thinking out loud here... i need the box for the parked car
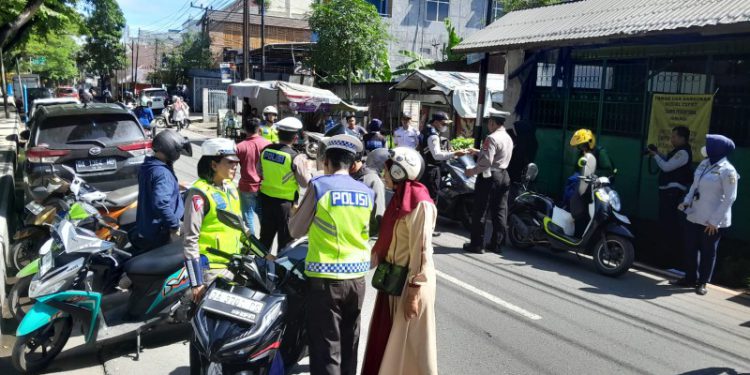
[55,86,78,99]
[21,103,151,201]
[29,98,81,120]
[16,87,53,112]
[140,87,168,113]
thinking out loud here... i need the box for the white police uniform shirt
[682,157,739,228]
[394,126,419,148]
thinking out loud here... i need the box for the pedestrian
[463,109,514,254]
[393,112,419,149]
[350,149,386,236]
[183,138,244,302]
[236,117,272,235]
[79,87,93,104]
[288,134,373,375]
[363,118,386,152]
[129,130,191,253]
[172,96,189,129]
[362,147,437,375]
[648,126,693,268]
[258,117,312,252]
[260,106,279,142]
[673,134,739,296]
[418,111,466,201]
[134,100,155,129]
[346,113,367,139]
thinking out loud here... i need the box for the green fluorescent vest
[260,125,278,143]
[192,179,243,268]
[306,176,373,280]
[260,147,298,201]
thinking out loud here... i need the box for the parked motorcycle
[507,163,635,277]
[11,219,191,373]
[190,209,309,375]
[436,155,476,230]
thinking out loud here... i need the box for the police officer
[260,105,279,142]
[648,126,692,267]
[288,134,373,375]
[258,116,312,252]
[183,138,244,302]
[418,111,466,201]
[674,134,739,295]
[350,148,386,236]
[462,110,514,254]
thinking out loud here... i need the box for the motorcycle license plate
[25,201,45,215]
[76,158,116,173]
[202,289,264,325]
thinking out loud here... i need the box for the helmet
[570,129,595,149]
[152,130,192,163]
[388,147,425,183]
[201,138,239,161]
[365,147,390,174]
[275,117,303,132]
[262,106,278,115]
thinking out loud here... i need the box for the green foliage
[78,0,126,78]
[450,137,474,150]
[502,0,560,12]
[443,18,464,62]
[1,0,83,51]
[392,50,434,76]
[17,26,80,83]
[308,0,391,86]
[151,32,214,86]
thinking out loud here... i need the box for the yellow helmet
[570,129,595,149]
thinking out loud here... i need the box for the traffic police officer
[260,105,279,142]
[463,109,514,254]
[289,134,374,375]
[258,116,311,252]
[183,138,244,301]
[418,111,465,201]
[674,134,739,295]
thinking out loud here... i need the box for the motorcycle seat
[124,241,184,275]
[105,185,139,208]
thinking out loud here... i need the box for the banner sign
[647,94,714,161]
[220,63,232,83]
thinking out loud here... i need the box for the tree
[150,32,213,86]
[0,0,81,51]
[77,0,126,88]
[392,50,434,76]
[17,24,80,84]
[502,0,560,12]
[442,18,464,62]
[308,0,391,100]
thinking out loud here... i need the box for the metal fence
[203,89,229,123]
[191,77,229,112]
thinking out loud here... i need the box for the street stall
[391,70,505,138]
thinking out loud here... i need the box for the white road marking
[436,269,543,321]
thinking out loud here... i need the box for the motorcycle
[507,163,635,277]
[304,131,324,160]
[190,209,309,375]
[436,155,476,231]
[11,219,192,373]
[155,104,191,132]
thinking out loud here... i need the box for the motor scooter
[436,155,476,230]
[508,163,635,277]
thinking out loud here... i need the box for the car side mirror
[524,163,538,182]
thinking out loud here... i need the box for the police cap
[326,134,363,155]
[276,117,303,132]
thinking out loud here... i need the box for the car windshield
[143,90,167,98]
[36,115,144,148]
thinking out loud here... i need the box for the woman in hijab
[673,134,739,295]
[363,118,387,152]
[362,147,438,375]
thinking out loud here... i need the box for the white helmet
[201,138,239,161]
[262,106,278,115]
[388,147,424,183]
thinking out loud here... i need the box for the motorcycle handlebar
[112,248,132,259]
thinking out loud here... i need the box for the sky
[118,0,222,36]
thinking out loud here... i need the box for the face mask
[701,146,707,158]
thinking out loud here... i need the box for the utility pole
[134,28,140,91]
[260,0,266,81]
[154,38,159,84]
[1,47,9,118]
[243,0,249,79]
[130,39,135,90]
[473,0,496,149]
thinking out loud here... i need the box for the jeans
[239,191,261,236]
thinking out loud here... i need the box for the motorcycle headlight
[608,190,622,212]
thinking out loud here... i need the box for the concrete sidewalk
[0,103,19,333]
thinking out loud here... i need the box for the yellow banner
[647,94,713,162]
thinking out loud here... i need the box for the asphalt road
[2,128,749,374]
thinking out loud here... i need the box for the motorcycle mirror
[524,163,539,182]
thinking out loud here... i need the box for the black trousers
[258,192,293,252]
[470,169,510,249]
[683,221,724,284]
[307,277,365,375]
[657,188,687,268]
[420,164,441,203]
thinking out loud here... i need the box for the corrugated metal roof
[455,0,750,53]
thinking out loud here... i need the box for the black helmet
[152,130,192,163]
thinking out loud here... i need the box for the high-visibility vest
[305,174,373,279]
[260,145,299,201]
[260,123,278,143]
[192,179,243,268]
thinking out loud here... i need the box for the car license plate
[202,289,264,325]
[25,201,45,215]
[76,158,116,172]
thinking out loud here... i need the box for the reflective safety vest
[306,174,374,280]
[192,179,243,268]
[260,145,299,201]
[260,123,278,143]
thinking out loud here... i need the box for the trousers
[258,192,293,252]
[657,188,687,268]
[239,191,261,236]
[683,221,723,284]
[420,165,441,203]
[470,169,510,250]
[307,277,365,375]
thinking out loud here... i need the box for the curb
[633,261,750,299]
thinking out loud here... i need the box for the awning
[391,70,504,118]
[228,80,367,113]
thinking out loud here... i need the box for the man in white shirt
[394,112,419,149]
[418,112,466,201]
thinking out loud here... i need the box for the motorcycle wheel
[508,212,534,250]
[9,275,33,322]
[593,234,635,277]
[155,117,167,128]
[12,317,72,374]
[10,236,39,272]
